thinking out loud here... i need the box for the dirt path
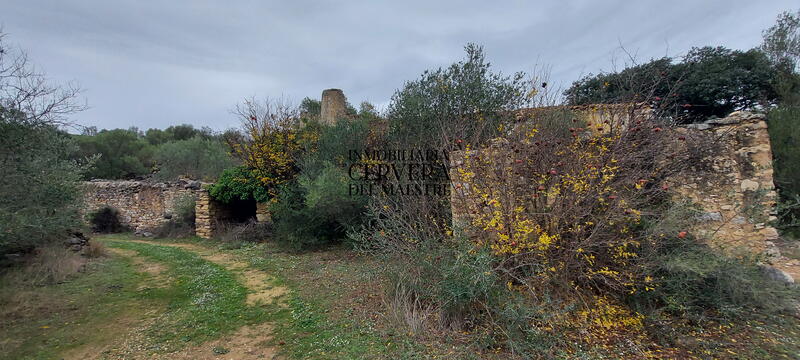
[136,240,289,307]
[73,238,287,360]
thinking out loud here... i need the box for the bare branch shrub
[0,32,86,127]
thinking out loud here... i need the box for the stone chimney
[320,88,347,125]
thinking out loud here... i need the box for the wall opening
[227,198,257,223]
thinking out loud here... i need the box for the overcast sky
[2,1,795,131]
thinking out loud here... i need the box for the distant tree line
[71,124,237,181]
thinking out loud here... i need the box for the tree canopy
[565,46,780,122]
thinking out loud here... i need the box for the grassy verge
[0,249,158,360]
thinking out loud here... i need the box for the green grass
[227,242,448,359]
[103,239,270,352]
[0,250,158,359]
[105,235,486,358]
[104,234,410,358]
[0,236,273,359]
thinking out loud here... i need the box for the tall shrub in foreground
[354,45,797,356]
[358,44,539,255]
[0,32,88,256]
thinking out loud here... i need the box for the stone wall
[194,189,269,239]
[672,111,778,252]
[450,111,778,256]
[83,180,201,232]
[194,190,220,239]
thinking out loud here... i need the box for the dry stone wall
[194,190,219,239]
[672,111,778,252]
[83,180,202,232]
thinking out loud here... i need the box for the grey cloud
[1,0,795,131]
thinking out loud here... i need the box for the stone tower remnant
[320,88,347,124]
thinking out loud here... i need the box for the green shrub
[387,43,529,149]
[380,234,564,355]
[87,206,126,233]
[268,113,374,250]
[0,121,89,255]
[208,166,271,203]
[271,163,366,249]
[768,105,800,237]
[300,115,375,177]
[383,240,498,325]
[627,202,798,318]
[73,128,154,179]
[632,239,797,318]
[0,34,91,257]
[565,46,780,122]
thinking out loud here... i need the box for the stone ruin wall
[450,110,779,256]
[82,180,202,232]
[194,190,270,239]
[83,180,268,239]
[194,191,220,239]
[672,112,779,252]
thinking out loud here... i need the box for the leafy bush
[356,44,536,257]
[224,98,301,201]
[634,240,796,317]
[0,121,89,255]
[154,136,235,181]
[384,241,500,326]
[299,97,321,117]
[0,33,90,257]
[768,105,800,236]
[271,163,367,249]
[144,124,213,145]
[87,206,126,233]
[387,43,530,149]
[209,166,271,203]
[268,112,376,249]
[74,124,224,181]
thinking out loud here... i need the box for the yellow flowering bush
[224,98,303,201]
[452,106,693,300]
